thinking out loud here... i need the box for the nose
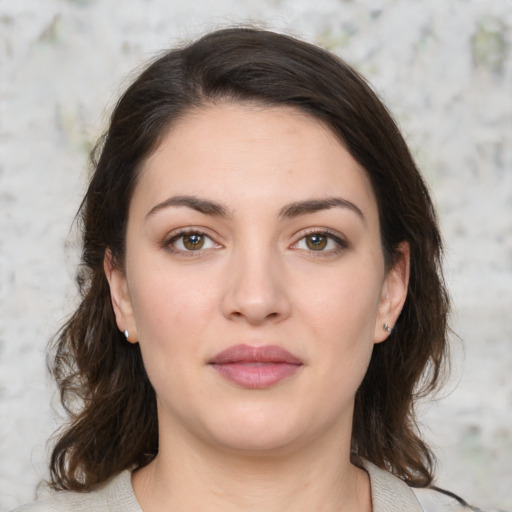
[221,246,292,325]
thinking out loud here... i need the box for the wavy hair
[49,27,450,491]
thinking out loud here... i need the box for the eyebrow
[145,194,364,222]
[146,195,232,219]
[278,197,365,222]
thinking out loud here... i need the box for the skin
[105,103,410,512]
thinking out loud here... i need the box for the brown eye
[305,234,328,250]
[166,231,220,254]
[293,231,347,255]
[183,233,205,250]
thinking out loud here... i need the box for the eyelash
[163,229,220,256]
[162,228,349,257]
[292,229,349,257]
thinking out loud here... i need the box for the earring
[124,330,130,340]
[383,323,393,333]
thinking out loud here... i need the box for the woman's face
[106,103,408,454]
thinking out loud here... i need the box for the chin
[201,403,310,455]
[215,427,304,456]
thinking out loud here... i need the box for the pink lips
[208,344,303,389]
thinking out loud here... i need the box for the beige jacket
[13,459,469,512]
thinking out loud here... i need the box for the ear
[374,241,410,344]
[104,249,138,343]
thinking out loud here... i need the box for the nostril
[228,310,281,323]
[222,278,291,324]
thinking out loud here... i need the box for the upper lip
[208,344,303,365]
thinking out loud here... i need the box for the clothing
[13,459,469,512]
[359,460,470,512]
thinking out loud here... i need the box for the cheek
[297,263,383,335]
[295,263,383,383]
[128,268,219,399]
[125,263,226,404]
[129,263,219,341]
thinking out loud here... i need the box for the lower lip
[210,362,302,389]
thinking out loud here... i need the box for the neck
[132,424,371,512]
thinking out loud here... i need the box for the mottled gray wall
[0,0,511,510]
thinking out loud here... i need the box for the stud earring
[383,323,393,333]
[124,330,130,340]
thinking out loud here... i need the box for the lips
[208,344,303,389]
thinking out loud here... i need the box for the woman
[15,27,474,511]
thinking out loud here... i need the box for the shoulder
[358,458,475,512]
[358,458,423,511]
[413,487,476,512]
[11,470,141,512]
[11,491,106,512]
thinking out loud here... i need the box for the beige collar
[358,458,423,512]
[108,460,424,512]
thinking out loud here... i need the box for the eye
[303,233,329,251]
[292,231,347,254]
[166,231,220,253]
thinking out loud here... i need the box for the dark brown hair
[49,27,449,491]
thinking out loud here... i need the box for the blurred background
[0,0,511,510]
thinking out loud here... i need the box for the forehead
[133,103,378,222]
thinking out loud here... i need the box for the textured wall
[0,0,511,510]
